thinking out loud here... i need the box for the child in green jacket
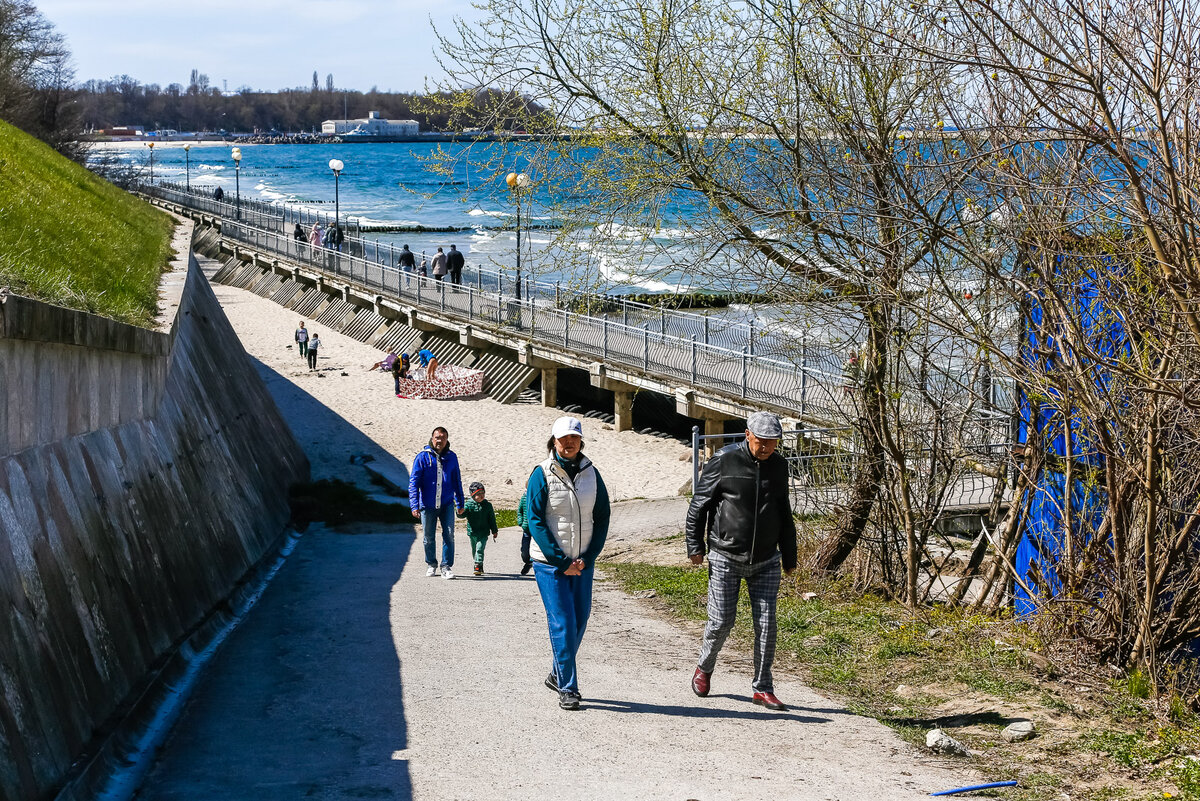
[459,481,498,575]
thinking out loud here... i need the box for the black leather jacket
[685,440,797,570]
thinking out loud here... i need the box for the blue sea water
[95,141,709,293]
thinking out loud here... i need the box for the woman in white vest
[525,416,611,711]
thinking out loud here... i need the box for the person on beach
[306,333,321,371]
[686,411,797,712]
[369,350,398,372]
[517,489,533,575]
[294,320,309,358]
[398,244,415,272]
[526,416,611,711]
[409,427,465,579]
[391,353,412,396]
[431,247,448,281]
[447,244,465,285]
[293,223,306,255]
[416,348,439,382]
[459,481,498,576]
[309,222,324,250]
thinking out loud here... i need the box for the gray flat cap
[747,411,783,439]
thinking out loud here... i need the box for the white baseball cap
[551,416,583,439]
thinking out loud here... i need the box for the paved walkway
[133,273,971,800]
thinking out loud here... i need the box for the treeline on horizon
[76,74,539,135]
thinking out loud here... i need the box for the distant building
[321,111,418,137]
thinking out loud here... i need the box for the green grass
[494,508,518,529]
[0,119,174,325]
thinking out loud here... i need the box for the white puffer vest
[530,455,597,563]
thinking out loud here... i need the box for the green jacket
[461,498,498,538]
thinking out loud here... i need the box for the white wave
[198,164,226,172]
[468,208,506,218]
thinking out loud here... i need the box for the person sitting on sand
[416,348,439,382]
[369,351,399,372]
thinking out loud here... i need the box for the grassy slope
[0,120,173,326]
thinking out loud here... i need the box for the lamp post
[329,158,344,233]
[231,147,242,220]
[146,142,155,184]
[183,143,191,191]
[505,171,530,299]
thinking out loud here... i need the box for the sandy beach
[202,260,694,505]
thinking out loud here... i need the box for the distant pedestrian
[841,349,863,396]
[416,348,439,382]
[214,186,224,202]
[398,244,416,272]
[322,225,335,249]
[294,320,309,358]
[307,333,321,371]
[431,247,448,281]
[459,481,498,576]
[447,244,465,285]
[419,252,429,277]
[309,222,324,250]
[686,411,797,712]
[409,427,465,579]
[526,416,611,711]
[517,489,533,575]
[332,225,345,252]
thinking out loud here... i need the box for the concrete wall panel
[0,254,308,801]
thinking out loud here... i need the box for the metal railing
[145,181,844,371]
[198,215,844,420]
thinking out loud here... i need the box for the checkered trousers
[697,550,782,693]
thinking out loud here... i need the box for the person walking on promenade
[409,427,465,579]
[526,416,611,711]
[306,333,321,371]
[309,221,324,251]
[293,223,306,255]
[398,244,416,272]
[214,186,224,202]
[446,244,465,285]
[517,489,533,575]
[686,411,797,711]
[419,252,429,277]
[459,481,498,576]
[332,225,345,253]
[431,247,448,281]
[294,320,309,358]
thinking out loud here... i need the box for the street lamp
[329,158,344,233]
[231,147,242,220]
[146,141,155,184]
[505,171,530,299]
[183,143,191,191]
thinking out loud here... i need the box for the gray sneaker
[558,690,581,711]
[545,672,558,692]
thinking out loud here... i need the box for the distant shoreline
[84,133,542,146]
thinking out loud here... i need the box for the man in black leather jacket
[685,411,797,710]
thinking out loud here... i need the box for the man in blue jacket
[409,426,465,579]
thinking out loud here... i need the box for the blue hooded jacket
[408,444,464,512]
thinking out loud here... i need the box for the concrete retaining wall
[0,255,309,800]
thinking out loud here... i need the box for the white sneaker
[442,567,455,580]
[426,566,437,577]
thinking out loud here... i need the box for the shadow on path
[583,696,833,724]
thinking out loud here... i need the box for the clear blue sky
[36,0,477,93]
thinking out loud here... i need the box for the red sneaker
[752,692,787,711]
[691,667,711,697]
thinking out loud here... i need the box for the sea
[90,140,731,295]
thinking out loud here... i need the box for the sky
[35,0,479,93]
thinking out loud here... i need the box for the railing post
[564,311,570,347]
[741,347,749,399]
[691,337,698,383]
[704,315,710,345]
[469,289,474,320]
[440,280,446,311]
[417,275,422,304]
[477,267,482,290]
[692,425,701,494]
[623,304,629,328]
[643,324,650,371]
[555,281,561,308]
[800,330,808,421]
[603,318,608,358]
[661,307,667,334]
[529,295,535,334]
[748,319,755,355]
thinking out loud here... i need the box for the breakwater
[0,252,309,800]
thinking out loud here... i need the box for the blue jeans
[533,563,593,693]
[421,505,456,568]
